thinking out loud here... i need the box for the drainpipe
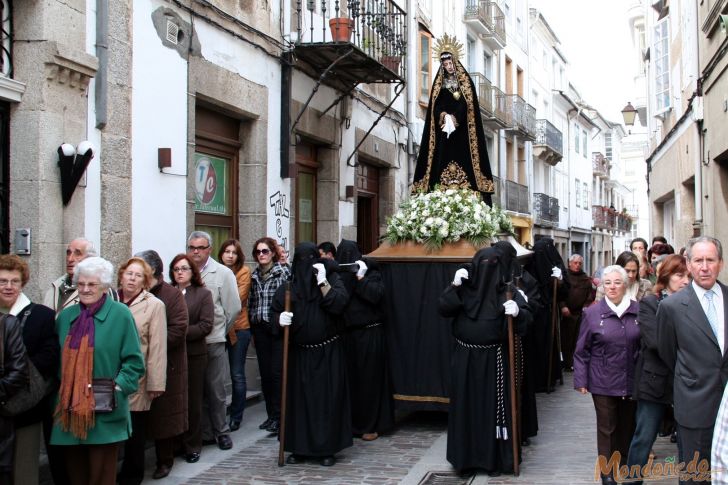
[406,0,417,183]
[95,0,108,129]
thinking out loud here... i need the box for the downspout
[406,0,417,185]
[692,0,703,237]
[280,0,292,178]
[95,0,108,129]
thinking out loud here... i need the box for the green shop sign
[194,153,228,215]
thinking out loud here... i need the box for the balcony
[463,1,506,50]
[504,179,530,214]
[617,212,634,233]
[592,205,618,231]
[533,119,563,166]
[502,94,536,140]
[470,73,508,130]
[533,193,559,227]
[293,0,407,91]
[592,152,610,179]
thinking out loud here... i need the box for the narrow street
[134,374,678,485]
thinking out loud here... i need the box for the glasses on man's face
[77,282,100,291]
[173,266,191,273]
[188,245,210,252]
[254,248,271,256]
[0,279,22,288]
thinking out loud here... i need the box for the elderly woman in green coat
[51,257,145,485]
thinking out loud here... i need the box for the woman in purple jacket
[574,265,641,485]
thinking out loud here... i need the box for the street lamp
[621,101,638,127]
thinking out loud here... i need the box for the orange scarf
[54,295,106,439]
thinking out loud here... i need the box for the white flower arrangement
[385,188,514,249]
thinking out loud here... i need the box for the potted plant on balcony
[329,17,354,42]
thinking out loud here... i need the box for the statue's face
[442,59,455,75]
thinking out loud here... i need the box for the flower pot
[381,55,400,73]
[329,18,353,42]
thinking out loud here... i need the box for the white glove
[551,266,563,280]
[452,268,469,287]
[312,263,327,285]
[503,300,520,317]
[355,260,368,278]
[442,114,456,138]
[279,311,293,326]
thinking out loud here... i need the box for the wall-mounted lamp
[57,141,95,206]
[158,148,172,170]
[621,101,638,129]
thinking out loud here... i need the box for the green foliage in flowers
[385,188,514,249]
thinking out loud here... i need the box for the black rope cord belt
[454,338,508,440]
[297,335,340,349]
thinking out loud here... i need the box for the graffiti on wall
[269,190,290,255]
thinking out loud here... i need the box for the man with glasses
[43,238,117,313]
[186,231,241,451]
[658,236,728,483]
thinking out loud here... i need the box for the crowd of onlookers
[563,235,728,484]
[0,233,392,485]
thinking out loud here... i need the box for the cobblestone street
[138,374,679,485]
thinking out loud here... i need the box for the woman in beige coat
[116,257,167,485]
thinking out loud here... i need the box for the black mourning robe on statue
[523,237,570,392]
[336,240,395,436]
[271,243,352,457]
[438,247,531,474]
[412,59,495,205]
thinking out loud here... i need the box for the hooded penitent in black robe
[439,247,532,474]
[335,240,395,436]
[271,243,352,458]
[523,237,570,392]
[411,56,495,205]
[492,241,542,441]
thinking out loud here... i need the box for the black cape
[523,237,569,392]
[439,247,532,473]
[271,242,352,457]
[336,240,395,435]
[412,58,494,205]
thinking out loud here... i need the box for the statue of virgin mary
[411,34,495,206]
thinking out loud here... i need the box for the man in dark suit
[657,236,728,483]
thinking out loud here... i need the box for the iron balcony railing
[592,152,609,177]
[535,119,563,157]
[502,94,536,139]
[295,0,407,76]
[592,205,618,231]
[471,73,507,126]
[1,0,12,77]
[504,179,529,214]
[486,2,506,47]
[464,0,489,28]
[533,193,559,227]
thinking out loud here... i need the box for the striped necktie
[704,289,719,340]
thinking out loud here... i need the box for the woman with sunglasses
[248,237,291,434]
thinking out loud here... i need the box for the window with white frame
[575,126,580,155]
[583,182,589,209]
[483,52,493,80]
[605,133,613,161]
[467,36,476,73]
[575,178,581,208]
[582,129,587,156]
[653,18,670,113]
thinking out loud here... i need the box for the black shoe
[266,420,280,434]
[185,452,200,463]
[670,431,677,443]
[521,438,531,446]
[202,438,216,446]
[152,465,171,479]
[217,434,233,450]
[286,454,303,464]
[230,420,241,432]
[259,417,273,430]
[320,456,336,466]
[487,470,501,477]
